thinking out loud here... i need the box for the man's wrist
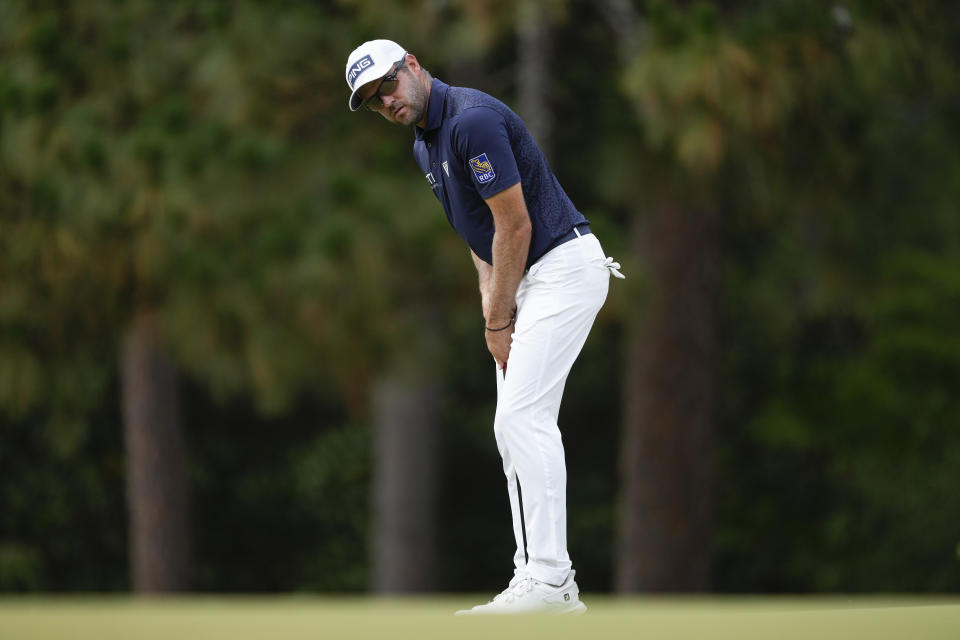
[485,306,516,330]
[485,316,515,332]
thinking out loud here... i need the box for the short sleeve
[452,106,521,199]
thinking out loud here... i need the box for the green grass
[1,596,958,640]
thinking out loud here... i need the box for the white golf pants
[494,230,615,586]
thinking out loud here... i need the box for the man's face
[357,58,429,127]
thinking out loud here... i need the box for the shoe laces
[491,571,536,604]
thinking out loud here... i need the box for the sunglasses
[362,57,406,112]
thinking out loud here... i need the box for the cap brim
[349,89,364,111]
[347,67,387,112]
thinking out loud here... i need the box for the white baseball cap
[345,39,407,111]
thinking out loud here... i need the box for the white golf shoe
[455,569,587,615]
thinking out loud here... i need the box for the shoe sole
[565,601,587,615]
[453,601,587,616]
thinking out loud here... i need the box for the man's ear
[405,53,421,74]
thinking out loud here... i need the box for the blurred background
[0,0,958,597]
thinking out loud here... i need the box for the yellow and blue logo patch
[469,153,496,184]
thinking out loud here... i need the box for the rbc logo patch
[469,153,496,184]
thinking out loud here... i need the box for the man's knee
[493,404,528,441]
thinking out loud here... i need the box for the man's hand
[485,307,516,370]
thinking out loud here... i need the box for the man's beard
[396,102,425,126]
[395,78,427,126]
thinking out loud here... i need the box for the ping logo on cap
[348,54,374,88]
[469,153,496,184]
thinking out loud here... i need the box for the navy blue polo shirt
[413,79,587,268]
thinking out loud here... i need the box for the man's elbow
[492,217,530,239]
[501,215,531,238]
[514,217,532,238]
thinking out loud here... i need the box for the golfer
[345,39,623,615]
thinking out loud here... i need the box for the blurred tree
[709,0,960,591]
[121,311,189,591]
[0,0,466,591]
[336,0,462,594]
[602,0,719,592]
[516,0,559,160]
[602,0,960,592]
[612,0,960,592]
[370,356,440,592]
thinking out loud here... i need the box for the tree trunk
[370,364,439,592]
[615,197,717,591]
[516,0,553,160]
[596,0,717,593]
[121,311,190,593]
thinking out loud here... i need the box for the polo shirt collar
[415,78,448,139]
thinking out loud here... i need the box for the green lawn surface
[1,596,958,640]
